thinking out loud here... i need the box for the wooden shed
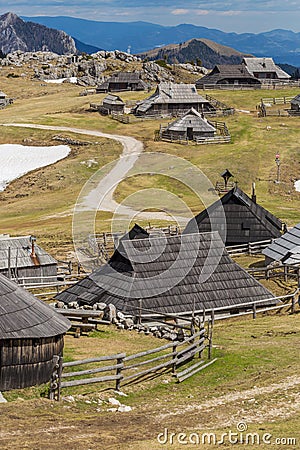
[289,94,300,114]
[242,58,290,81]
[185,186,282,246]
[100,94,125,115]
[134,82,217,117]
[196,65,261,89]
[0,274,70,391]
[161,108,216,141]
[263,222,300,265]
[0,91,13,108]
[0,235,58,284]
[56,230,275,316]
[96,72,147,93]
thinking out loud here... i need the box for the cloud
[171,9,189,15]
[220,10,242,16]
[196,10,210,15]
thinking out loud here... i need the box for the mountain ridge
[22,15,300,66]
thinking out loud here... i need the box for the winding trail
[1,123,178,222]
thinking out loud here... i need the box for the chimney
[252,182,257,203]
[30,235,37,258]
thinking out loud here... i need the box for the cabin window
[241,222,250,237]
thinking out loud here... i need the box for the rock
[108,397,121,406]
[94,302,107,310]
[104,304,117,322]
[62,395,75,403]
[107,408,117,412]
[114,391,128,397]
[117,311,125,320]
[123,318,134,329]
[56,301,65,309]
[0,392,7,403]
[118,405,132,412]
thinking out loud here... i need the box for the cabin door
[187,127,193,140]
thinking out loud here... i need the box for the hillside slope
[0,12,76,55]
[138,38,252,68]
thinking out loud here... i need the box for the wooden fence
[49,325,214,400]
[226,239,272,256]
[260,96,293,105]
[199,81,300,91]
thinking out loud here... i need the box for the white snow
[44,77,77,84]
[295,180,300,192]
[0,144,71,191]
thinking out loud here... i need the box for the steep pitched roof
[184,187,282,244]
[102,94,125,105]
[291,94,300,105]
[196,64,260,87]
[0,235,57,270]
[243,58,290,79]
[262,223,300,264]
[57,231,275,315]
[135,82,211,114]
[165,108,216,133]
[0,274,70,339]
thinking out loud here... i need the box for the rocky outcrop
[0,12,76,55]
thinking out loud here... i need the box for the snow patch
[295,180,300,192]
[0,144,71,191]
[44,77,77,84]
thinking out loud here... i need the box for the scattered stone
[62,395,75,403]
[107,408,117,412]
[108,397,121,406]
[117,405,132,412]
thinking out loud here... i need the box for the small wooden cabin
[161,108,216,141]
[185,186,283,246]
[100,94,125,115]
[196,65,261,89]
[57,230,275,316]
[289,94,300,115]
[263,222,300,265]
[0,235,57,284]
[0,274,70,391]
[0,91,13,108]
[96,72,147,93]
[242,58,290,81]
[134,82,217,117]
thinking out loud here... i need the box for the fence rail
[49,325,210,400]
[226,239,272,256]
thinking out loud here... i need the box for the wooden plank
[176,344,205,366]
[60,374,122,388]
[177,337,205,357]
[122,359,174,382]
[61,363,124,378]
[176,359,206,379]
[62,353,126,367]
[124,351,177,371]
[124,342,177,362]
[177,358,218,383]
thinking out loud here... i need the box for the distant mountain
[138,39,252,69]
[23,15,300,66]
[73,38,102,54]
[0,12,76,54]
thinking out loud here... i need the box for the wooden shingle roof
[185,187,282,245]
[165,108,216,133]
[291,94,300,105]
[135,82,210,114]
[262,223,300,264]
[196,64,260,87]
[103,94,125,105]
[0,235,57,270]
[57,231,275,315]
[0,274,70,339]
[243,58,290,79]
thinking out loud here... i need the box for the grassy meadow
[0,65,300,448]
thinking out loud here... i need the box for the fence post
[252,303,257,320]
[172,343,177,375]
[115,355,124,391]
[291,294,296,314]
[49,355,62,401]
[208,310,215,360]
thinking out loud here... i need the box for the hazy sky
[1,0,300,33]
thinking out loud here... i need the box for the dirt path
[1,123,175,222]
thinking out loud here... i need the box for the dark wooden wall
[0,335,65,391]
